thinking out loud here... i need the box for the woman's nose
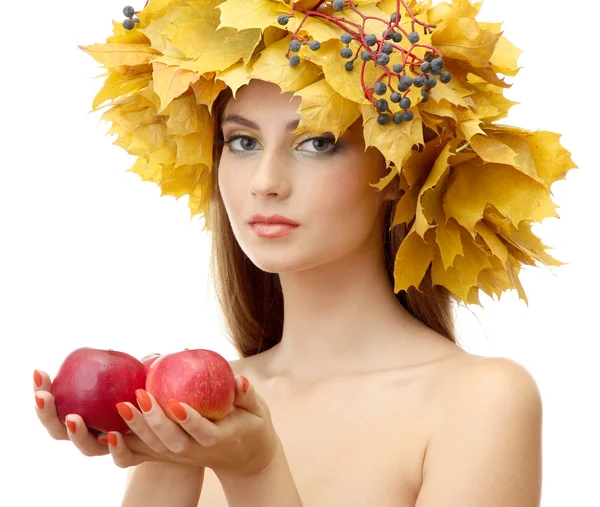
[249,150,292,199]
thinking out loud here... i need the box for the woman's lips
[250,223,299,238]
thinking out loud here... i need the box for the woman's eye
[223,135,337,156]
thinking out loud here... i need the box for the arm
[121,462,205,507]
[415,357,543,507]
[215,438,304,507]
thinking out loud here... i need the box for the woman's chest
[198,372,434,506]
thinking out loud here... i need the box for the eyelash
[222,134,339,158]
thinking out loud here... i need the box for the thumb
[232,375,265,417]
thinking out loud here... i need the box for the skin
[33,80,543,506]
[217,80,452,393]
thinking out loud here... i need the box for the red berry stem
[286,0,443,114]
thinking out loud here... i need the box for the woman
[33,0,570,505]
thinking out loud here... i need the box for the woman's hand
[109,376,282,479]
[33,369,158,466]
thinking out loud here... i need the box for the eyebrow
[221,114,301,132]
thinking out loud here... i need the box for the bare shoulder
[416,353,544,505]
[442,353,541,400]
[427,352,543,421]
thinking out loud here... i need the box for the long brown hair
[208,87,459,358]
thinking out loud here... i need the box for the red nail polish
[33,370,42,388]
[35,394,44,410]
[168,399,187,421]
[116,403,134,422]
[66,418,76,434]
[98,437,108,445]
[136,389,152,412]
[241,376,250,394]
[108,433,117,447]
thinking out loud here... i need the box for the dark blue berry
[365,34,378,46]
[400,97,411,110]
[413,75,426,87]
[340,33,352,44]
[377,54,390,66]
[382,30,393,40]
[421,90,429,102]
[123,18,135,30]
[408,31,420,43]
[382,43,393,55]
[309,40,321,51]
[290,40,302,52]
[132,16,140,23]
[333,0,345,10]
[393,112,404,124]
[400,75,413,88]
[345,61,354,71]
[431,57,444,72]
[440,71,451,83]
[278,14,289,26]
[340,47,353,58]
[123,6,135,18]
[361,51,371,61]
[289,55,300,66]
[376,99,388,112]
[425,76,437,88]
[421,61,432,73]
[390,12,399,23]
[377,113,391,125]
[392,32,402,43]
[390,92,401,103]
[374,82,387,95]
[393,64,403,73]
[402,110,414,121]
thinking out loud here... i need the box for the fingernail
[135,389,152,412]
[33,370,42,388]
[66,418,76,434]
[241,376,250,395]
[98,437,108,445]
[108,432,117,447]
[116,403,134,422]
[35,394,44,410]
[167,399,187,421]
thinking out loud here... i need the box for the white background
[1,0,597,505]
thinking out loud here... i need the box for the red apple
[145,349,236,422]
[141,353,161,373]
[52,347,146,434]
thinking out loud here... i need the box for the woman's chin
[245,251,307,274]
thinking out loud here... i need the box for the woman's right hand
[33,369,196,469]
[33,369,111,457]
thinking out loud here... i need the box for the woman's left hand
[99,376,282,479]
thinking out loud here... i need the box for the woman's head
[208,80,457,358]
[215,79,398,275]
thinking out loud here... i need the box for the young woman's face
[217,80,394,274]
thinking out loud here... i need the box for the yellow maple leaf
[248,36,323,93]
[217,0,287,32]
[190,77,228,109]
[80,43,159,67]
[393,229,436,293]
[444,161,558,234]
[152,61,199,111]
[291,79,362,141]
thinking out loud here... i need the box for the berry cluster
[278,0,452,126]
[122,5,140,30]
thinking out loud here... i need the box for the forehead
[223,80,300,120]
